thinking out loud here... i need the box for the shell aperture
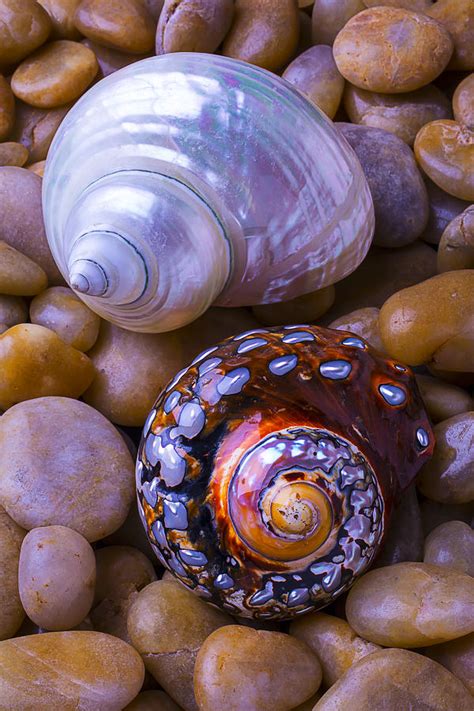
[136,325,434,619]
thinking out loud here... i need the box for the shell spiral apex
[43,53,374,333]
[136,324,434,620]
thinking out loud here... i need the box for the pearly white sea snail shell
[43,53,375,333]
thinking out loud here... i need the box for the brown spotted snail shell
[136,325,434,619]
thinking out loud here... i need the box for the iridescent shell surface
[136,325,434,620]
[43,53,374,332]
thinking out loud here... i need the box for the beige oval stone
[290,612,380,687]
[252,285,335,326]
[0,507,25,641]
[425,633,474,695]
[12,101,71,164]
[38,0,82,40]
[346,562,474,647]
[0,295,28,329]
[415,374,474,422]
[0,241,47,295]
[0,167,63,284]
[156,0,234,55]
[27,160,46,176]
[364,0,434,8]
[19,525,96,630]
[428,0,474,71]
[0,396,135,541]
[222,0,299,72]
[312,0,365,46]
[417,412,474,504]
[314,648,473,711]
[74,0,156,54]
[421,177,471,245]
[194,625,322,711]
[81,38,150,77]
[328,307,384,352]
[453,74,474,130]
[91,545,157,642]
[344,83,451,146]
[283,45,345,119]
[11,40,98,109]
[0,76,15,141]
[0,631,144,710]
[0,142,29,167]
[0,0,52,66]
[0,324,95,409]
[437,205,474,272]
[30,286,101,352]
[424,521,474,576]
[127,579,232,711]
[379,270,474,367]
[125,691,182,710]
[333,7,453,93]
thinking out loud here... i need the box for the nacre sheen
[136,325,433,619]
[43,54,374,332]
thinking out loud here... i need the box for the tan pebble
[323,242,437,322]
[417,412,474,504]
[19,525,96,630]
[453,74,474,129]
[91,546,157,642]
[290,612,380,687]
[363,0,434,8]
[0,631,144,710]
[38,0,82,40]
[312,0,365,46]
[344,83,451,146]
[0,396,135,541]
[0,241,47,296]
[0,324,95,409]
[314,648,473,711]
[415,374,474,422]
[11,40,98,110]
[375,484,424,566]
[420,499,474,536]
[27,160,46,176]
[0,142,29,167]
[30,286,101,351]
[0,0,52,66]
[128,579,233,710]
[379,270,474,368]
[82,38,150,77]
[222,0,299,72]
[0,76,15,141]
[0,295,28,329]
[424,521,474,576]
[415,120,474,202]
[333,7,453,93]
[422,177,471,245]
[194,625,322,711]
[425,633,474,695]
[74,0,156,54]
[12,101,71,164]
[0,507,25,641]
[428,0,474,71]
[338,123,429,247]
[124,690,182,710]
[283,45,345,119]
[346,562,474,647]
[252,285,335,326]
[437,205,474,272]
[329,307,384,352]
[0,167,63,284]
[156,0,234,55]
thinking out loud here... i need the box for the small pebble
[329,307,384,352]
[283,45,345,119]
[428,0,474,71]
[30,286,101,351]
[437,205,474,272]
[415,373,474,422]
[425,633,474,695]
[0,0,52,66]
[12,101,71,164]
[37,0,82,40]
[0,142,29,167]
[11,40,98,109]
[194,625,322,711]
[333,7,453,93]
[312,0,365,46]
[417,412,474,504]
[82,38,150,77]
[19,525,96,630]
[424,521,474,576]
[0,76,15,141]
[0,241,47,295]
[0,506,25,641]
[453,73,474,129]
[422,177,471,245]
[346,562,474,647]
[0,295,28,329]
[156,0,234,55]
[74,0,156,54]
[0,396,135,541]
[125,691,182,711]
